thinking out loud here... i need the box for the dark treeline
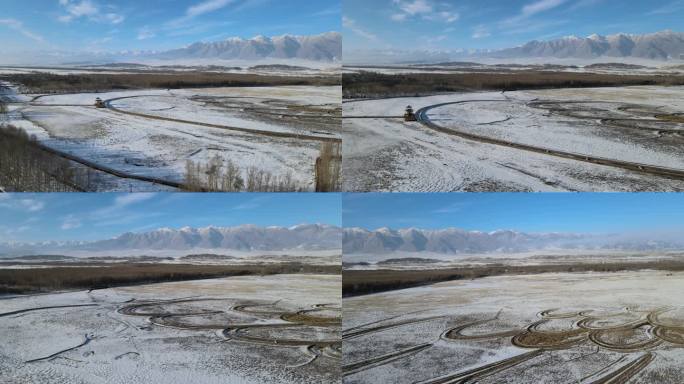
[0,262,342,294]
[342,71,684,98]
[0,124,97,191]
[1,72,340,93]
[343,260,684,297]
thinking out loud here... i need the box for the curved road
[104,95,342,144]
[415,100,684,180]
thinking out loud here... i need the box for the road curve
[104,95,342,144]
[416,100,684,180]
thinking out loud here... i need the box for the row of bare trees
[184,155,302,192]
[0,123,97,192]
[183,142,342,192]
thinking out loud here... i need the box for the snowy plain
[0,274,341,384]
[342,86,684,192]
[343,270,684,383]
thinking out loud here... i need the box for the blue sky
[343,0,684,51]
[343,193,684,234]
[0,193,341,243]
[0,0,339,53]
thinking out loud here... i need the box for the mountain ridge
[343,227,684,255]
[0,224,342,256]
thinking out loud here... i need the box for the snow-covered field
[343,86,684,191]
[343,270,684,383]
[2,83,340,191]
[0,274,341,384]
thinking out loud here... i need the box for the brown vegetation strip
[342,260,684,297]
[342,71,684,99]
[0,262,341,294]
[1,72,340,94]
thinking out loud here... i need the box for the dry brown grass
[343,71,684,98]
[0,262,341,294]
[343,260,684,297]
[1,72,340,94]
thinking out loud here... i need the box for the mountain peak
[492,30,684,61]
[155,32,341,62]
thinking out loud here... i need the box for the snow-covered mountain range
[490,30,684,60]
[343,227,684,255]
[154,32,341,61]
[345,30,684,65]
[0,224,342,256]
[0,32,341,66]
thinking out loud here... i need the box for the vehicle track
[416,101,684,180]
[414,349,543,384]
[586,352,654,384]
[24,333,94,363]
[343,343,432,376]
[343,316,445,340]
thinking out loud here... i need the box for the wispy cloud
[91,193,157,218]
[312,4,340,17]
[391,0,459,23]
[137,26,155,40]
[647,0,684,15]
[343,16,379,41]
[472,25,491,39]
[432,201,471,214]
[0,19,45,42]
[232,195,272,210]
[58,0,125,25]
[0,196,45,212]
[186,0,235,18]
[61,215,82,230]
[501,0,567,29]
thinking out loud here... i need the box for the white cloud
[647,0,684,15]
[0,19,45,42]
[426,35,447,43]
[113,193,157,208]
[58,0,125,25]
[343,16,379,42]
[0,197,45,212]
[391,0,459,23]
[393,0,432,15]
[137,26,155,40]
[497,0,568,33]
[472,25,491,39]
[21,199,45,212]
[61,215,82,230]
[187,0,235,18]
